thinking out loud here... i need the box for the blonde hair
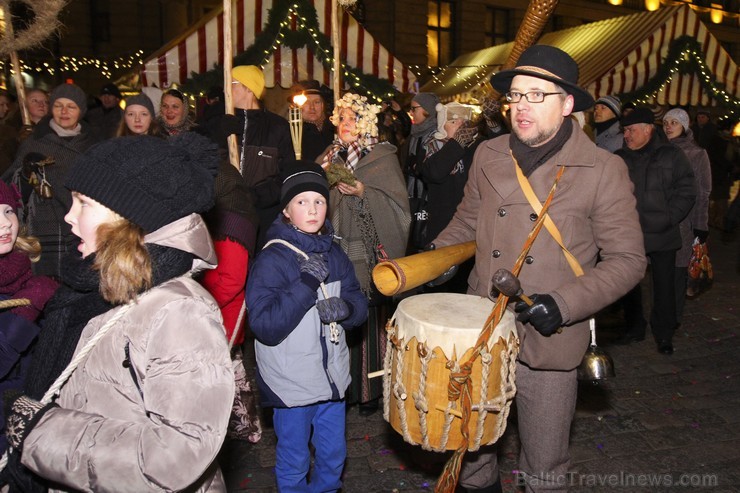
[13,229,42,263]
[330,93,381,148]
[94,217,152,304]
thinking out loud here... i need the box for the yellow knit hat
[232,65,265,99]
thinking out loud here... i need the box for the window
[485,7,510,47]
[428,0,455,67]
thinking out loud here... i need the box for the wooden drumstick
[492,268,562,334]
[492,268,533,305]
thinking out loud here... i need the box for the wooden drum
[382,293,519,452]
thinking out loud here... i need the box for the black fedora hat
[491,45,594,112]
[288,80,333,106]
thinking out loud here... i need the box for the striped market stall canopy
[421,5,738,108]
[140,0,416,94]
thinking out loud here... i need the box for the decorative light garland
[182,0,403,102]
[618,35,739,122]
[0,50,144,79]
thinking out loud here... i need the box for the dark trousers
[623,250,677,343]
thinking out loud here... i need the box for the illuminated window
[428,0,455,67]
[485,7,511,47]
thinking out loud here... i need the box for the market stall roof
[421,5,739,107]
[139,0,416,95]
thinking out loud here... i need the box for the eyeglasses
[410,105,423,111]
[505,91,563,103]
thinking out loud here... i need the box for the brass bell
[28,172,39,186]
[39,183,53,199]
[577,318,615,381]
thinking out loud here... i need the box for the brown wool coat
[435,125,647,370]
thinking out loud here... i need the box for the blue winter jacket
[246,216,368,408]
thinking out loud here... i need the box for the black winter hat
[620,107,655,127]
[491,45,594,112]
[100,83,122,99]
[280,160,330,211]
[65,133,219,233]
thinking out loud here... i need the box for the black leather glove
[424,243,458,287]
[514,294,563,336]
[693,229,709,243]
[299,253,329,291]
[4,391,58,451]
[316,297,351,324]
[452,122,477,147]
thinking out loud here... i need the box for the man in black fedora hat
[431,45,646,492]
[290,80,335,161]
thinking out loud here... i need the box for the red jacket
[202,238,248,346]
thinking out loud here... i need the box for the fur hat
[620,107,655,127]
[0,180,21,209]
[491,45,594,112]
[124,94,155,115]
[663,108,690,132]
[280,160,330,211]
[434,102,473,139]
[232,66,265,99]
[50,83,88,117]
[65,133,219,233]
[412,93,440,117]
[595,95,622,118]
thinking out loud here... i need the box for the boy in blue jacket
[246,160,368,492]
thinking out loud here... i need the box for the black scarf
[593,117,618,135]
[1,245,193,493]
[510,118,573,177]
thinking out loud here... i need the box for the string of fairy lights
[0,50,144,79]
[253,4,400,102]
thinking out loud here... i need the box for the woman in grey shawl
[320,93,410,414]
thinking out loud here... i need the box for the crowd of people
[0,52,738,492]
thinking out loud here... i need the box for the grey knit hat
[595,95,622,118]
[65,133,219,233]
[124,93,155,116]
[412,93,440,117]
[663,108,690,132]
[50,83,88,117]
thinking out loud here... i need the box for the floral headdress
[329,93,381,149]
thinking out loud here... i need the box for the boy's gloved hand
[4,391,58,452]
[299,253,329,291]
[316,297,351,324]
[514,294,563,336]
[453,122,478,147]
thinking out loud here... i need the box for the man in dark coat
[616,107,696,355]
[84,83,123,139]
[209,65,295,250]
[290,80,335,162]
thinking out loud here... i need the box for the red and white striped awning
[140,0,416,94]
[421,5,738,107]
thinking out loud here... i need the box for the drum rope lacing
[436,165,566,493]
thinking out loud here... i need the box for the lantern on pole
[289,93,308,160]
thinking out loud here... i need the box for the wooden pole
[223,0,239,170]
[332,0,341,104]
[1,4,31,125]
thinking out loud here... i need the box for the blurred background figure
[85,83,123,139]
[290,80,335,162]
[593,95,623,152]
[2,83,100,278]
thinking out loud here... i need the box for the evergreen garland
[619,35,739,120]
[182,0,401,101]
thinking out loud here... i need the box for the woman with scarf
[319,93,411,414]
[157,88,196,136]
[2,83,99,279]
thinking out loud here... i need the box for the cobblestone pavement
[221,227,739,492]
